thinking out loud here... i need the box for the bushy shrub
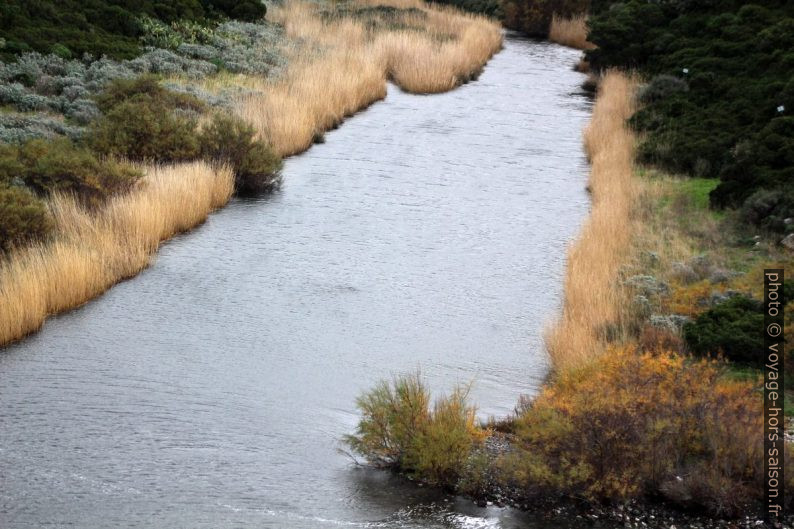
[740,188,794,234]
[0,139,141,209]
[346,373,482,487]
[94,75,205,114]
[637,74,688,104]
[0,184,53,253]
[507,347,769,516]
[89,77,206,163]
[90,100,200,162]
[683,294,764,365]
[199,113,282,194]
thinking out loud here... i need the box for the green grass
[679,178,720,210]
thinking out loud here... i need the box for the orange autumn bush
[504,346,777,516]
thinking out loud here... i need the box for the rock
[781,233,794,251]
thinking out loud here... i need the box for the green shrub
[0,139,141,209]
[0,183,53,252]
[683,294,764,365]
[637,74,688,104]
[89,77,205,163]
[94,76,206,115]
[199,113,282,194]
[345,374,430,468]
[740,188,794,234]
[346,373,481,486]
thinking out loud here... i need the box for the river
[0,35,592,528]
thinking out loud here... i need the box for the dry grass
[545,72,638,372]
[236,0,502,156]
[549,14,595,50]
[0,162,233,345]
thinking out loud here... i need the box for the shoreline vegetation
[0,0,502,346]
[1,0,791,525]
[347,6,793,526]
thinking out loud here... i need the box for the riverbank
[347,31,792,523]
[0,0,502,346]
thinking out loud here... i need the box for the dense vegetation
[0,0,267,61]
[585,0,794,233]
[428,0,502,18]
[348,353,780,517]
[501,0,587,37]
[0,75,281,252]
[345,374,482,486]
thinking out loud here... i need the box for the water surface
[1,36,593,528]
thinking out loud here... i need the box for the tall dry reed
[237,0,502,156]
[0,162,233,345]
[545,72,638,372]
[548,14,595,50]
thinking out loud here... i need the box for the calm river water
[1,36,593,528]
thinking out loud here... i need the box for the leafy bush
[0,183,53,253]
[683,294,764,365]
[740,187,794,234]
[93,75,205,114]
[0,139,141,209]
[89,77,205,163]
[637,74,688,104]
[346,373,482,487]
[507,347,770,517]
[199,113,282,194]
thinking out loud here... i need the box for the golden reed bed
[544,72,638,372]
[0,0,502,346]
[548,14,595,51]
[239,0,503,156]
